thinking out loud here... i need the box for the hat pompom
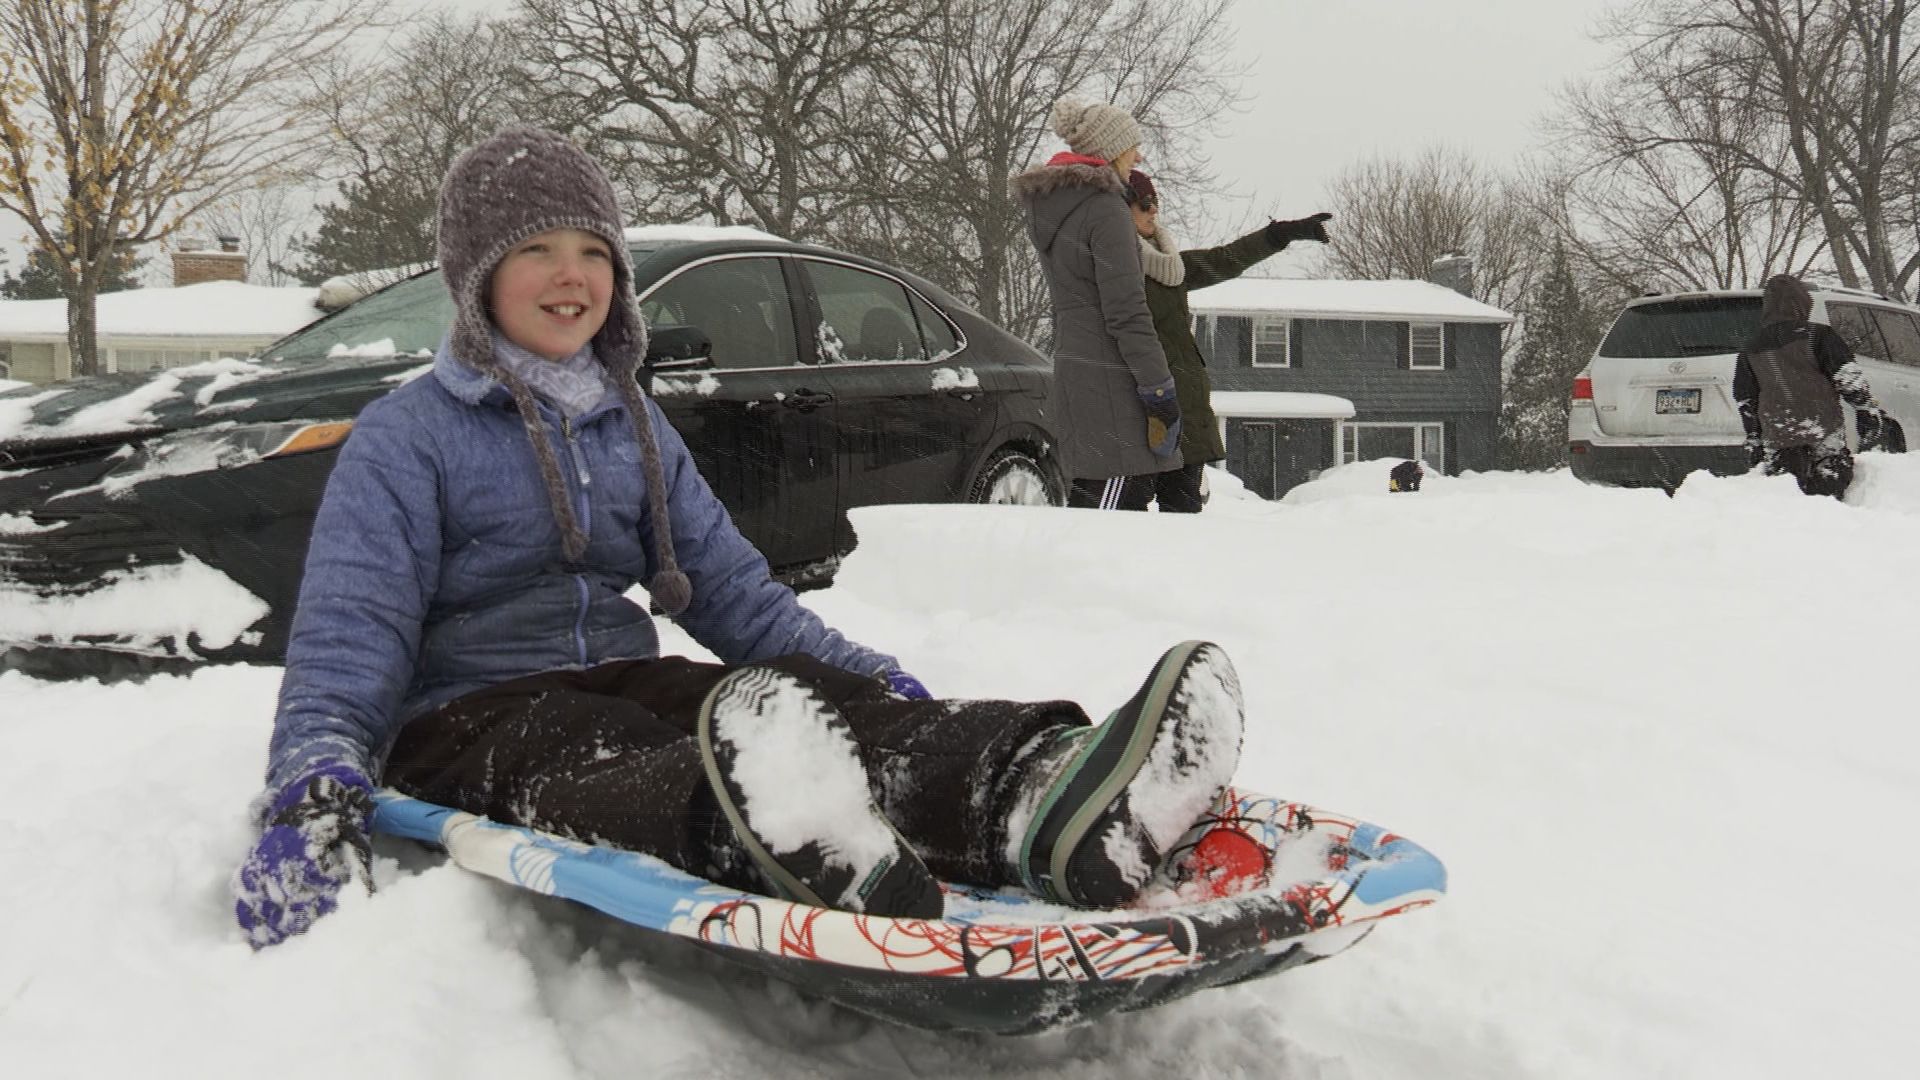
[648,568,693,616]
[1051,96,1094,144]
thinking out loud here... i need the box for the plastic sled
[370,786,1446,1035]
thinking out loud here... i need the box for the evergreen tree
[281,173,439,285]
[1497,242,1605,470]
[0,242,144,300]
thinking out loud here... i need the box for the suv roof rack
[1818,284,1893,302]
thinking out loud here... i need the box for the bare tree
[1314,146,1540,347]
[517,0,923,239]
[0,0,383,376]
[287,12,557,283]
[1565,0,1920,297]
[197,179,313,286]
[1531,33,1828,296]
[839,0,1244,343]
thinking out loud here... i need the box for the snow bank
[6,465,1920,1078]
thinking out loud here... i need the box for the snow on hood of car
[0,513,55,535]
[0,357,272,440]
[0,553,269,658]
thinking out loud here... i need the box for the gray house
[1189,276,1513,497]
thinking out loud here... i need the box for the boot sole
[1018,640,1217,905]
[696,668,941,917]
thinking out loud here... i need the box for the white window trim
[1337,421,1446,474]
[1409,322,1445,370]
[1251,316,1290,368]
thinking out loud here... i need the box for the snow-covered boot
[697,665,943,919]
[1007,641,1244,909]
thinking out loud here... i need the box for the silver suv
[1569,287,1916,490]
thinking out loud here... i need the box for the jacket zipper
[562,414,592,666]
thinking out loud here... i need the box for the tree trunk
[67,270,102,378]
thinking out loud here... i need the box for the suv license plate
[1655,388,1701,414]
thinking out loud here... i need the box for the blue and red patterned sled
[370,787,1445,1034]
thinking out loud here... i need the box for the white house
[0,280,329,385]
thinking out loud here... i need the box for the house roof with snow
[1188,279,1514,324]
[0,281,327,340]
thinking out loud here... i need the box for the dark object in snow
[371,783,1447,1035]
[1389,459,1424,492]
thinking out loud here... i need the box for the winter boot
[697,665,944,919]
[1007,641,1244,909]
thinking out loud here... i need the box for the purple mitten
[885,669,933,700]
[232,762,376,949]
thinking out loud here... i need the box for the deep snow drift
[4,458,1918,1078]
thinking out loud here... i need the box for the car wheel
[1883,420,1909,453]
[968,448,1060,506]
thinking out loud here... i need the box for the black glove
[1857,407,1885,451]
[1137,377,1182,459]
[1268,213,1332,245]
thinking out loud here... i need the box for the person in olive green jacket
[1123,170,1333,511]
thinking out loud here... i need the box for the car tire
[968,448,1061,506]
[1882,419,1908,453]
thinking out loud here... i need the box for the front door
[638,255,840,570]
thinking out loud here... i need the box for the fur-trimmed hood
[1012,161,1128,255]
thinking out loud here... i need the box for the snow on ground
[5,457,1920,1078]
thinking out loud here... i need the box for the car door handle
[782,389,834,412]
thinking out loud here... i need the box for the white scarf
[1138,225,1185,287]
[492,331,613,419]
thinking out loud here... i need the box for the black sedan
[0,231,1063,678]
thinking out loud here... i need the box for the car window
[1597,297,1761,358]
[909,292,962,361]
[640,257,799,370]
[1827,303,1888,361]
[266,272,453,362]
[803,261,928,364]
[1866,306,1920,368]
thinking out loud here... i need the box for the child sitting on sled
[231,128,1245,946]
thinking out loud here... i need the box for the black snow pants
[383,654,1087,888]
[1768,445,1854,498]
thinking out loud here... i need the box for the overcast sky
[1193,1,1618,239]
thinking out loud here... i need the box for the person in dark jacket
[228,128,1249,948]
[1733,274,1884,498]
[1012,98,1179,511]
[1122,169,1333,512]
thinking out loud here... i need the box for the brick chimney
[1429,253,1475,298]
[172,234,247,286]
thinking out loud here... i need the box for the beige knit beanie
[1050,97,1143,162]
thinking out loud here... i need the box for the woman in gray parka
[1013,97,1181,511]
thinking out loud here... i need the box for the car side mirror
[646,325,714,370]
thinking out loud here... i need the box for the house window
[1252,317,1289,367]
[1339,422,1445,473]
[1409,322,1445,369]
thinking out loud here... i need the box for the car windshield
[1597,297,1763,358]
[262,244,668,363]
[265,272,453,362]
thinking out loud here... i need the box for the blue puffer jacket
[263,343,896,793]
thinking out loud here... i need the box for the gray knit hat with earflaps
[437,126,691,614]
